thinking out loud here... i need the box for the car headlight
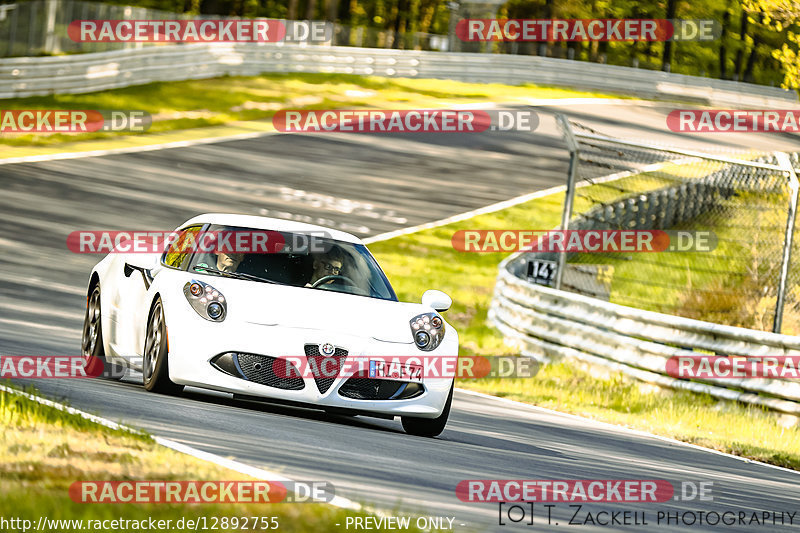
[410,312,445,351]
[183,280,227,322]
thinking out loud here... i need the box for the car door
[110,225,203,363]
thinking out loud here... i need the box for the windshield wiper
[193,266,285,285]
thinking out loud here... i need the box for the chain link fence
[514,116,800,335]
[0,0,451,57]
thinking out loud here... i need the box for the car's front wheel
[81,283,124,380]
[401,382,453,437]
[143,298,183,395]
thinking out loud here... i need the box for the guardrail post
[446,1,460,52]
[555,114,579,290]
[773,152,799,334]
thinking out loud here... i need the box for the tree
[741,0,800,88]
[719,2,732,78]
[661,0,678,71]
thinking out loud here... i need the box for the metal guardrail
[489,266,800,415]
[1,41,798,107]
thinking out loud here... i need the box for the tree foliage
[104,0,799,89]
[743,0,800,87]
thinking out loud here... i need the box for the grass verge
[367,177,800,471]
[0,384,421,532]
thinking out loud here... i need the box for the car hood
[206,278,430,343]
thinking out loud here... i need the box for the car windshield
[180,225,397,301]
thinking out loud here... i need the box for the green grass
[1,384,150,441]
[0,385,422,532]
[367,175,800,471]
[0,72,624,148]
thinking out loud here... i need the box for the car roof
[179,213,364,244]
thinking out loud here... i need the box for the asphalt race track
[2,102,800,531]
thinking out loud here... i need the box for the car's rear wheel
[401,382,453,437]
[143,298,183,395]
[81,283,124,380]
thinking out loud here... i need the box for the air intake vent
[338,375,424,400]
[304,344,348,394]
[236,353,305,390]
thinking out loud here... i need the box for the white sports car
[82,213,458,436]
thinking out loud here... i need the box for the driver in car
[306,246,345,287]
[196,250,245,273]
[216,251,245,272]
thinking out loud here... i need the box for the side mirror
[122,251,160,271]
[124,255,159,289]
[422,289,452,313]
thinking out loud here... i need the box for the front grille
[236,353,305,390]
[338,376,412,400]
[304,344,348,394]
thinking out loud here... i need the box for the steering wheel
[311,275,358,288]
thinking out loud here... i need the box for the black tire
[142,298,183,395]
[81,283,125,380]
[401,382,454,437]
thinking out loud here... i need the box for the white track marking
[3,379,797,506]
[0,384,362,511]
[0,130,279,166]
[364,158,694,244]
[456,388,800,476]
[0,99,656,167]
[363,184,567,244]
[3,116,792,484]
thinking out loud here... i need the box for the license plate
[369,360,422,381]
